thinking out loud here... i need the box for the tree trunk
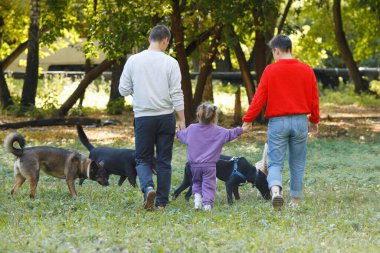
[79,58,93,107]
[251,2,280,124]
[192,32,220,112]
[232,27,255,104]
[3,41,29,70]
[277,0,293,37]
[215,47,233,72]
[171,0,193,125]
[107,58,125,114]
[109,58,125,103]
[266,0,292,65]
[185,27,215,57]
[202,74,213,103]
[253,30,267,124]
[234,44,255,104]
[234,85,242,125]
[0,63,13,108]
[57,59,113,117]
[332,0,368,93]
[254,30,266,85]
[0,117,101,129]
[21,0,40,108]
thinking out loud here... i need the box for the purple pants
[191,165,217,206]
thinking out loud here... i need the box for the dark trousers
[134,113,176,207]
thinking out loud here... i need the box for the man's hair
[149,25,171,42]
[268,34,292,53]
[196,102,218,125]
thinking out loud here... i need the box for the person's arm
[169,60,185,128]
[176,110,186,130]
[119,57,134,96]
[176,128,188,144]
[309,67,320,128]
[224,127,244,143]
[242,67,269,123]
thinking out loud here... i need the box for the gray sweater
[119,50,184,118]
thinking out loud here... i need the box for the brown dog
[3,132,109,198]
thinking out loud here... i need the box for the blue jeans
[134,113,176,207]
[267,114,308,198]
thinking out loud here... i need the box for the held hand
[309,123,318,135]
[242,122,252,133]
[178,121,186,131]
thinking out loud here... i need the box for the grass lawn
[0,121,379,252]
[1,79,379,252]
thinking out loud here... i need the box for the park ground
[0,84,379,252]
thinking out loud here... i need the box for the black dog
[173,155,271,205]
[76,125,138,187]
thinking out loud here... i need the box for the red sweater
[243,59,320,124]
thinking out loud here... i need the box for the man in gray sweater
[119,25,185,211]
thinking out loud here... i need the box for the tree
[170,0,194,124]
[0,0,29,108]
[229,26,255,104]
[57,59,113,117]
[192,28,222,111]
[21,0,40,108]
[332,0,368,93]
[77,0,169,116]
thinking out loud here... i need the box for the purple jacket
[176,123,243,167]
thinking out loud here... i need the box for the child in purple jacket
[176,102,250,210]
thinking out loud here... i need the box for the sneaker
[194,193,202,210]
[271,192,284,211]
[203,204,212,211]
[143,187,156,211]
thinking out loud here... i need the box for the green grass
[0,137,379,252]
[319,83,380,108]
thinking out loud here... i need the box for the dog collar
[86,163,91,178]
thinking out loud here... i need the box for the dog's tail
[76,124,95,151]
[3,132,25,157]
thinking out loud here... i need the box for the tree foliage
[0,0,29,60]
[287,0,379,67]
[1,0,379,112]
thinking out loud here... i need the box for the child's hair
[196,102,218,124]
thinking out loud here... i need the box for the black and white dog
[76,125,138,187]
[173,145,270,205]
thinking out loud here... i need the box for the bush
[369,79,380,96]
[106,97,126,115]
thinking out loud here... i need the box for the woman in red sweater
[242,35,320,210]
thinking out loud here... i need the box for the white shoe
[203,204,212,211]
[194,193,202,210]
